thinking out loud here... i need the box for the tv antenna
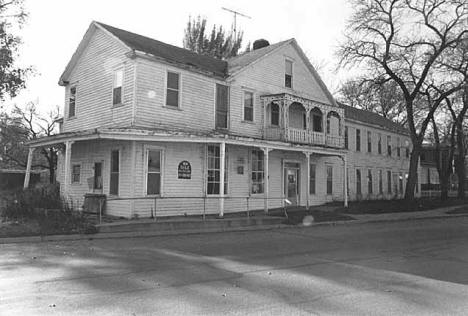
[222,7,251,38]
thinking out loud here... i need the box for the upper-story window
[387,135,392,156]
[397,137,401,157]
[285,60,293,88]
[68,86,76,118]
[271,103,279,126]
[215,84,229,129]
[243,91,254,122]
[405,140,410,158]
[378,133,382,154]
[113,69,123,106]
[367,131,372,153]
[344,126,348,149]
[166,71,180,107]
[356,129,361,151]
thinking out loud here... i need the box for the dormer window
[113,69,123,105]
[166,71,180,107]
[285,60,293,88]
[68,86,76,118]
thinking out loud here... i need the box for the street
[1,217,468,315]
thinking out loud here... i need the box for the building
[25,22,415,218]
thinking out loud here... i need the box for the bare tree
[0,103,61,183]
[338,0,468,200]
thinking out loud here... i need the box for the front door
[284,168,299,205]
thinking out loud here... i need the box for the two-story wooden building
[26,21,416,218]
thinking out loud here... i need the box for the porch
[261,93,345,148]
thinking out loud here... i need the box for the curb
[1,211,467,244]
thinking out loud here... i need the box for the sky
[12,0,353,114]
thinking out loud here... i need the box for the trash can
[83,193,106,215]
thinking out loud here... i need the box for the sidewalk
[0,205,467,244]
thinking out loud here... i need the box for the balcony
[261,93,345,149]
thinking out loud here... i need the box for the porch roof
[27,127,346,156]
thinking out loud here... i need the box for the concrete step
[96,216,285,234]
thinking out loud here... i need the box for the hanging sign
[178,160,191,179]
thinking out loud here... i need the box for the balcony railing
[264,127,343,148]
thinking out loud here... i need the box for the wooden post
[23,147,35,189]
[219,142,226,218]
[263,147,270,214]
[130,140,137,217]
[63,141,74,196]
[342,155,348,207]
[305,152,310,210]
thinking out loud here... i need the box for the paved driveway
[1,217,468,315]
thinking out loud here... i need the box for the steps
[96,216,285,234]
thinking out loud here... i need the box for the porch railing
[264,127,343,148]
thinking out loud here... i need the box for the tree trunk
[405,142,421,201]
[439,173,450,201]
[455,130,466,199]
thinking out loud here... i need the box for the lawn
[337,198,468,214]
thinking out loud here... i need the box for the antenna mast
[221,7,251,39]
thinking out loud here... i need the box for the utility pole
[221,7,251,39]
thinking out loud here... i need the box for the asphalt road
[1,217,468,315]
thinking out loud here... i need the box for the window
[69,86,76,118]
[71,164,80,183]
[215,84,229,129]
[379,170,383,194]
[378,133,382,154]
[326,165,333,195]
[344,126,348,149]
[93,162,103,190]
[113,69,123,105]
[368,169,373,195]
[243,91,254,121]
[311,109,323,132]
[310,164,316,194]
[356,129,361,151]
[166,71,180,107]
[399,173,403,194]
[397,137,401,157]
[387,136,392,156]
[285,60,293,88]
[251,149,264,194]
[110,150,119,195]
[406,145,410,158]
[427,168,431,184]
[271,103,279,126]
[207,145,228,195]
[147,149,162,195]
[387,170,392,194]
[356,169,362,195]
[367,131,372,153]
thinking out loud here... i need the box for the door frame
[282,159,301,206]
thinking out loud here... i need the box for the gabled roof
[96,22,228,78]
[338,102,409,135]
[227,39,293,74]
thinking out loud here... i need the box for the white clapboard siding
[345,120,411,200]
[62,28,134,133]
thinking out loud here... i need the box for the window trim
[206,144,229,196]
[109,149,121,196]
[68,85,77,118]
[242,90,255,122]
[144,145,165,196]
[71,163,81,184]
[250,149,264,194]
[112,68,124,107]
[164,70,181,108]
[285,59,293,88]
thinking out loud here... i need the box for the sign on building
[178,160,191,179]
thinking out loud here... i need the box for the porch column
[263,99,267,137]
[219,141,226,218]
[23,147,35,189]
[304,151,310,210]
[262,147,271,214]
[342,155,348,207]
[63,141,74,196]
[130,141,137,217]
